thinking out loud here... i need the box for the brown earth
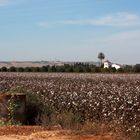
[0,126,126,140]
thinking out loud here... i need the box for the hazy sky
[0,0,140,64]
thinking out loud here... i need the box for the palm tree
[98,52,105,67]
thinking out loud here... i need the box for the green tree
[33,67,41,72]
[98,52,105,67]
[117,68,124,73]
[110,67,117,73]
[56,66,65,72]
[9,66,16,72]
[91,67,101,73]
[24,67,32,72]
[134,64,140,73]
[84,64,91,72]
[1,67,8,72]
[40,66,48,72]
[17,67,24,72]
[51,66,56,72]
[101,68,110,73]
[123,65,133,73]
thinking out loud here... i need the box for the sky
[0,0,140,64]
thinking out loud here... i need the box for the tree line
[0,63,140,73]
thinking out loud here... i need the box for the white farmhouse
[112,64,121,70]
[104,60,112,68]
[103,59,121,70]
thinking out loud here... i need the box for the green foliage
[0,119,6,126]
[0,63,140,73]
[24,67,32,72]
[17,67,24,72]
[40,66,49,72]
[56,66,66,72]
[101,68,110,73]
[134,64,140,73]
[51,65,57,72]
[32,67,40,72]
[9,86,27,93]
[9,66,16,72]
[129,128,140,140]
[7,95,21,125]
[1,67,7,72]
[26,91,45,125]
[117,68,124,73]
[54,111,83,129]
[110,67,117,73]
[0,94,22,126]
[123,65,133,73]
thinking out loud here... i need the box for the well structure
[0,93,26,124]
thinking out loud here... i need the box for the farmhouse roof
[103,59,112,63]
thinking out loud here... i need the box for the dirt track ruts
[0,126,126,140]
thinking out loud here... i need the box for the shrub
[1,67,7,72]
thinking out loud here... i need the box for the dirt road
[0,126,125,140]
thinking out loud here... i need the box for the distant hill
[0,61,98,68]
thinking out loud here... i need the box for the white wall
[112,64,121,70]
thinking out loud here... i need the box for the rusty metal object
[0,93,26,124]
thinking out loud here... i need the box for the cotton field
[0,73,140,132]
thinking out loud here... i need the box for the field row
[0,73,139,132]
